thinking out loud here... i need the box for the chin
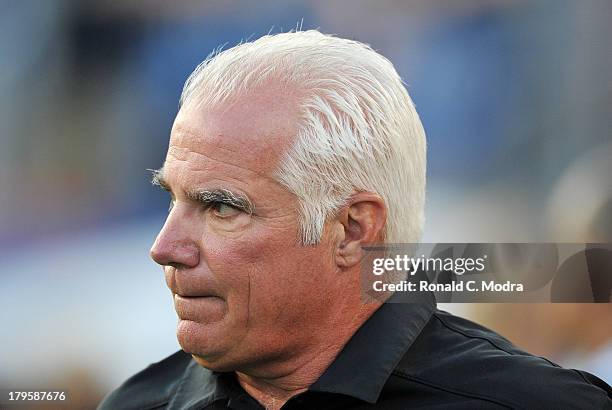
[176,319,236,368]
[190,353,236,372]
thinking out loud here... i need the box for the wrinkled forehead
[169,88,301,176]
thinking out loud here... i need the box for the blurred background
[1,0,611,407]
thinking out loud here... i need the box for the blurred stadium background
[1,1,611,407]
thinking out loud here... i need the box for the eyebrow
[150,168,170,190]
[149,168,254,214]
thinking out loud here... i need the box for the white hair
[180,30,426,245]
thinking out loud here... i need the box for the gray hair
[180,30,427,245]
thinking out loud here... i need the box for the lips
[174,294,226,323]
[165,267,221,298]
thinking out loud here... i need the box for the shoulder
[393,310,611,409]
[98,350,193,410]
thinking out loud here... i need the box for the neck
[236,302,380,410]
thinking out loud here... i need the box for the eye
[168,198,175,213]
[210,202,241,218]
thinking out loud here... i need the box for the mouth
[165,267,221,298]
[173,294,226,323]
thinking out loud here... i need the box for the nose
[150,211,200,269]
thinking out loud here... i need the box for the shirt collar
[309,290,436,403]
[168,291,436,409]
[167,360,231,409]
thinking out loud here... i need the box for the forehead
[168,89,300,178]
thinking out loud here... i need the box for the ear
[334,192,387,269]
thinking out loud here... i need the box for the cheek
[199,226,281,306]
[202,227,287,288]
[202,211,302,283]
[200,218,337,330]
[201,226,307,304]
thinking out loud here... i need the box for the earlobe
[337,239,364,268]
[335,193,386,269]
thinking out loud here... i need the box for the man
[99,31,611,409]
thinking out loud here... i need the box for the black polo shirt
[99,293,611,409]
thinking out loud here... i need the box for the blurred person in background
[472,143,612,386]
[99,31,611,410]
